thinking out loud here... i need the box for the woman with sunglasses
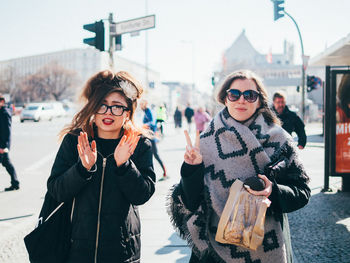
[169,70,310,263]
[39,70,155,263]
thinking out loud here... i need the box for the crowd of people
[1,68,312,262]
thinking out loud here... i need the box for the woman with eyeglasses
[168,70,310,263]
[40,70,155,263]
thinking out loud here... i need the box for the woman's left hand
[114,129,140,167]
[244,174,273,198]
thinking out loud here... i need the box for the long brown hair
[338,74,350,117]
[60,70,145,139]
[216,69,280,125]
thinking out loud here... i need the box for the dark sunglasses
[226,89,260,103]
[96,104,129,116]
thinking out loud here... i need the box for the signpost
[84,14,155,70]
[113,15,155,35]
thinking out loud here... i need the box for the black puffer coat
[46,132,155,263]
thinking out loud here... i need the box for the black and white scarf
[169,108,307,263]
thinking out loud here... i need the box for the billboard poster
[335,73,350,173]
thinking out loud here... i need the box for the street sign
[114,15,155,35]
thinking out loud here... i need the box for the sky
[0,0,349,93]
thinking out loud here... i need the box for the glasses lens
[111,105,124,116]
[97,104,107,114]
[227,89,241,102]
[243,90,259,103]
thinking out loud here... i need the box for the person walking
[156,104,167,136]
[272,91,307,149]
[184,104,195,133]
[168,70,310,263]
[140,99,168,181]
[193,106,211,133]
[0,94,20,191]
[174,106,183,129]
[38,70,156,262]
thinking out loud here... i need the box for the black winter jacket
[0,106,12,149]
[272,106,307,148]
[46,132,155,263]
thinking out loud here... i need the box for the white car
[20,103,55,122]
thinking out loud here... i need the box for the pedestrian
[168,70,310,262]
[174,106,182,129]
[41,70,156,262]
[140,99,168,181]
[272,91,307,149]
[0,94,20,191]
[156,103,167,136]
[193,106,211,133]
[184,103,194,133]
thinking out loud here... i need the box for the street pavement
[0,120,349,262]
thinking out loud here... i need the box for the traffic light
[115,35,122,51]
[273,0,285,21]
[306,75,322,92]
[211,76,215,87]
[83,20,105,51]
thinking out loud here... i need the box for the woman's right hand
[184,130,202,165]
[77,132,97,170]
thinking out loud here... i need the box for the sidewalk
[1,121,350,263]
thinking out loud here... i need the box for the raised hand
[184,130,202,165]
[77,132,97,170]
[114,129,140,167]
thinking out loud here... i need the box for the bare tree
[0,66,17,94]
[21,62,78,102]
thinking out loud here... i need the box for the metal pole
[283,10,305,121]
[145,0,149,89]
[108,13,115,70]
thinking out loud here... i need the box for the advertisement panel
[335,73,350,173]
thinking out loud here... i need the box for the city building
[0,48,168,106]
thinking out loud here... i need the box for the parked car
[20,103,55,122]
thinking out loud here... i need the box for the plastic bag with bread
[215,179,271,250]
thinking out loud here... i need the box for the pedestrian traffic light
[306,75,322,92]
[83,20,105,52]
[115,34,122,51]
[211,76,215,87]
[273,0,285,21]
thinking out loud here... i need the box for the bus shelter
[310,33,350,191]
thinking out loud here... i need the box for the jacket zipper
[94,152,113,263]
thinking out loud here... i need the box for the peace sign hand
[184,130,202,165]
[114,129,140,167]
[77,132,97,170]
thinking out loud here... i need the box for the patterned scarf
[169,108,306,263]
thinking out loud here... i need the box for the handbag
[24,193,75,263]
[215,179,271,250]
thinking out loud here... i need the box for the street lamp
[272,0,306,121]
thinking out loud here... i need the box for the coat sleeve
[267,143,311,213]
[294,114,307,148]
[47,133,91,202]
[0,109,11,149]
[113,137,156,205]
[179,162,204,212]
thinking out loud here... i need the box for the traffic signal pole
[283,10,306,121]
[108,13,115,70]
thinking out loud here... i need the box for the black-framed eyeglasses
[226,89,260,103]
[96,104,129,116]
